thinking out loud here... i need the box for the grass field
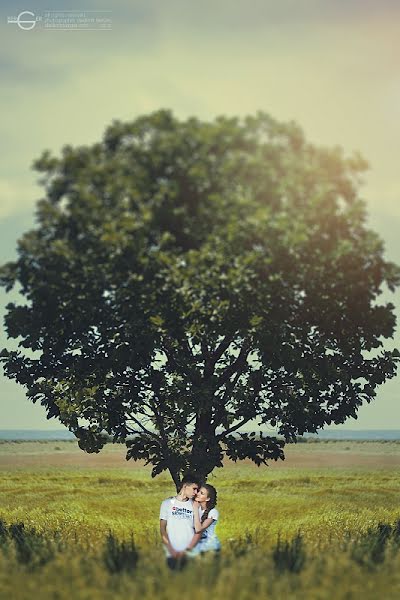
[1,440,400,599]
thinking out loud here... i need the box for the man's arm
[185,501,204,551]
[160,519,178,558]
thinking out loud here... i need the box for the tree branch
[212,370,242,428]
[216,416,254,439]
[125,425,143,436]
[215,339,252,388]
[214,372,263,433]
[204,334,235,378]
[148,382,171,453]
[126,412,159,441]
[160,336,196,383]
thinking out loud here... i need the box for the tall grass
[1,446,400,598]
[2,466,399,547]
[1,518,400,599]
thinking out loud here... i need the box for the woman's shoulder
[209,507,219,520]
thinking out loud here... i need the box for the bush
[272,531,306,574]
[226,532,256,559]
[350,522,394,570]
[102,531,139,574]
[391,519,400,548]
[0,519,9,554]
[9,522,56,569]
[0,519,8,540]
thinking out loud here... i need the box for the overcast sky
[1,0,399,429]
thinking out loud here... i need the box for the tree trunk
[167,465,181,492]
[189,432,221,483]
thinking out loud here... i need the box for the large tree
[1,110,399,487]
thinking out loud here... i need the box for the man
[159,472,202,570]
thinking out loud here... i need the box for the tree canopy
[1,109,399,487]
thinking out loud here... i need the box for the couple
[159,473,221,569]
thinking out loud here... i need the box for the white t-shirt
[160,497,195,555]
[198,506,220,550]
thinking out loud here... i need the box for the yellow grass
[1,440,400,599]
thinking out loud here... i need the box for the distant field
[1,440,400,599]
[1,438,400,469]
[1,440,400,541]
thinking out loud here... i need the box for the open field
[2,438,400,469]
[1,440,400,599]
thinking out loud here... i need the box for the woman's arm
[194,517,214,533]
[186,531,202,551]
[192,501,215,534]
[192,500,202,534]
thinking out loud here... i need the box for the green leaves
[1,108,399,485]
[0,262,18,292]
[224,433,285,466]
[149,315,165,329]
[74,427,108,454]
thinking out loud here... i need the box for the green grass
[1,441,400,598]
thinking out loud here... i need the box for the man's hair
[178,472,202,490]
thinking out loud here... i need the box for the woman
[189,483,221,555]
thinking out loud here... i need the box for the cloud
[1,0,400,227]
[0,177,42,220]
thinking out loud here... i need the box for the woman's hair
[200,484,217,523]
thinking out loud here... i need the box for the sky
[0,0,399,430]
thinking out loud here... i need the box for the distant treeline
[1,436,400,444]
